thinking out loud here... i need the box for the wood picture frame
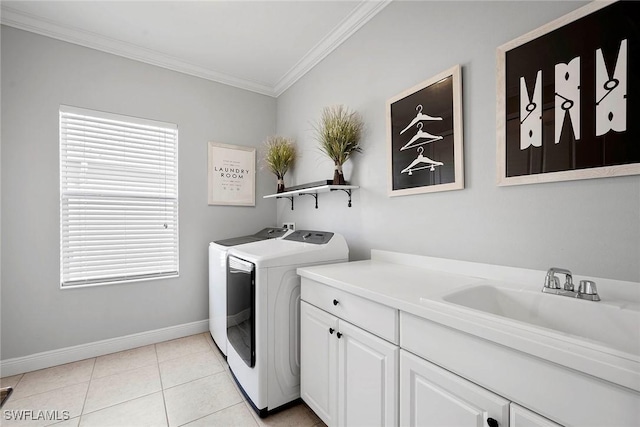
[497,0,640,186]
[208,142,256,206]
[387,64,464,197]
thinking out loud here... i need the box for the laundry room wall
[0,26,277,360]
[276,1,640,282]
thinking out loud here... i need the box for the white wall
[0,27,277,360]
[276,1,640,282]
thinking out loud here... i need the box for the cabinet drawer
[301,278,398,344]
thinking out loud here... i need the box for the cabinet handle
[486,418,499,427]
[329,328,335,334]
[336,332,343,339]
[333,299,339,306]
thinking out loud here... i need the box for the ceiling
[1,1,390,97]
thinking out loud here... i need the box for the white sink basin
[442,285,640,357]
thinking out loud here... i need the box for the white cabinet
[337,319,398,427]
[400,349,509,427]
[401,311,640,426]
[510,404,562,427]
[299,259,640,427]
[300,278,399,427]
[300,300,338,425]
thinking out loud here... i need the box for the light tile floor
[1,333,326,427]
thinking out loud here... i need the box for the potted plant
[314,105,364,185]
[263,136,296,193]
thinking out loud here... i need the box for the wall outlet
[283,222,295,231]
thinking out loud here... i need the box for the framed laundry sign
[497,0,640,186]
[208,142,255,206]
[387,64,464,197]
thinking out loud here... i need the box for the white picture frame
[387,64,464,197]
[208,142,256,206]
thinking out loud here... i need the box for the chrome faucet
[542,267,600,301]
[544,267,574,291]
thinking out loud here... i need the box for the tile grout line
[5,359,94,402]
[7,361,95,426]
[212,341,257,422]
[156,335,214,365]
[77,357,97,425]
[175,401,248,427]
[156,343,171,427]
[157,347,217,366]
[162,370,227,393]
[92,361,159,381]
[79,390,163,417]
[9,334,232,426]
[79,354,162,418]
[3,373,24,389]
[80,336,225,423]
[161,334,245,427]
[89,362,158,388]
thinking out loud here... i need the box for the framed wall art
[497,0,640,186]
[387,64,464,197]
[208,142,255,206]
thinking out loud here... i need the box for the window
[60,105,178,288]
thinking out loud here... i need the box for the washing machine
[225,230,348,416]
[209,227,289,356]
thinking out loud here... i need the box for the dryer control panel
[214,227,288,247]
[284,230,334,244]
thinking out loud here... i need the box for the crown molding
[273,0,392,97]
[0,1,392,98]
[0,5,276,96]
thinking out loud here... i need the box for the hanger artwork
[386,64,464,197]
[401,147,444,175]
[401,122,444,151]
[399,104,443,135]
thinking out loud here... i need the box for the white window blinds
[60,105,179,288]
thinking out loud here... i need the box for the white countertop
[297,252,640,393]
[297,259,486,309]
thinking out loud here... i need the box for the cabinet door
[400,350,509,427]
[338,320,398,427]
[510,403,562,427]
[301,301,338,426]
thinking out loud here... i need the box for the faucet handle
[544,275,560,289]
[564,276,574,291]
[578,280,600,301]
[578,280,597,295]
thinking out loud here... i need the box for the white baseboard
[0,319,209,377]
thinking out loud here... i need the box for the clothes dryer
[208,227,288,356]
[225,230,348,416]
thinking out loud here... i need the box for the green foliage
[263,136,296,179]
[314,105,364,165]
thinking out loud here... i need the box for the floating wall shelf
[263,184,359,210]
